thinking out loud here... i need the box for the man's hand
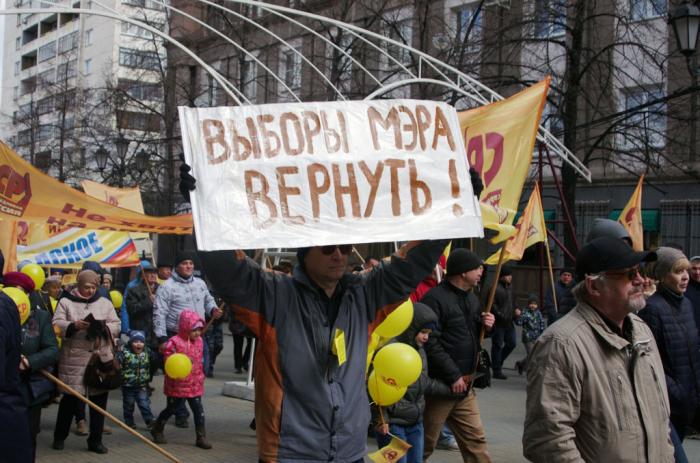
[212,308,223,320]
[481,312,495,330]
[375,423,389,436]
[179,154,196,202]
[19,355,30,371]
[451,376,467,394]
[74,320,90,330]
[395,240,422,259]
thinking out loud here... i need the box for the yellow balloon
[2,287,30,325]
[374,299,413,338]
[373,342,422,388]
[109,290,123,309]
[21,263,45,291]
[165,353,193,379]
[368,370,406,406]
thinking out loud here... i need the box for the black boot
[150,419,167,444]
[195,428,212,449]
[87,441,108,454]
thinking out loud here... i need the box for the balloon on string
[373,342,422,388]
[165,353,192,379]
[109,290,123,309]
[21,263,45,290]
[367,370,407,406]
[2,287,30,324]
[374,299,413,338]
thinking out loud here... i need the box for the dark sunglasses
[320,244,353,256]
[604,265,641,281]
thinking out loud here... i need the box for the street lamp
[116,133,130,160]
[670,1,700,57]
[135,149,149,171]
[94,146,109,172]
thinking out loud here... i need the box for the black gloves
[179,153,196,202]
[469,167,484,199]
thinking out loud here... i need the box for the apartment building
[0,0,167,189]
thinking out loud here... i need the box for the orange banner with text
[459,78,550,243]
[0,141,192,234]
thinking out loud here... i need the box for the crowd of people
[0,184,699,462]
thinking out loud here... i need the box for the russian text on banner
[0,141,192,234]
[179,100,483,250]
[458,77,550,243]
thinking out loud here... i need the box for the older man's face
[599,266,646,313]
[690,261,700,283]
[304,245,350,285]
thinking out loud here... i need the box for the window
[35,150,51,171]
[630,0,666,21]
[57,31,78,54]
[13,87,19,100]
[121,20,163,39]
[14,62,19,76]
[36,125,52,142]
[54,90,77,111]
[535,0,566,38]
[455,4,482,53]
[57,60,78,80]
[122,0,165,11]
[118,79,163,101]
[84,28,93,46]
[84,58,92,74]
[17,129,32,146]
[119,47,161,70]
[384,19,412,65]
[281,47,302,93]
[38,41,56,62]
[621,85,666,150]
[38,68,55,84]
[241,55,258,102]
[37,96,54,115]
[116,110,160,131]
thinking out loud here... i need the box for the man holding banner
[178,99,484,462]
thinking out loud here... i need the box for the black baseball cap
[575,236,657,281]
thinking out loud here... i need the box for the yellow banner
[16,221,68,246]
[367,435,412,463]
[459,78,550,243]
[17,228,140,269]
[0,219,18,272]
[485,183,547,264]
[619,175,644,251]
[81,180,150,240]
[0,141,192,233]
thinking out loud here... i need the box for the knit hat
[527,293,538,304]
[446,249,482,276]
[129,330,146,344]
[173,250,197,268]
[103,273,113,282]
[141,260,156,272]
[500,265,513,277]
[585,218,631,244]
[653,247,687,280]
[2,271,35,293]
[560,267,574,275]
[77,269,100,286]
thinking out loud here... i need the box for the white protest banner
[179,100,483,250]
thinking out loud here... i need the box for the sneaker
[175,416,189,428]
[74,419,88,436]
[436,438,459,451]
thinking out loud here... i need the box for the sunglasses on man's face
[320,245,353,256]
[604,265,642,281]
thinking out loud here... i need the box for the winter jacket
[163,310,205,398]
[685,279,700,337]
[200,239,447,463]
[52,290,121,395]
[117,345,151,387]
[372,303,451,427]
[514,308,545,343]
[20,308,59,407]
[543,280,570,324]
[485,280,514,327]
[126,280,159,346]
[639,286,700,431]
[423,280,484,384]
[523,301,674,463]
[153,271,217,341]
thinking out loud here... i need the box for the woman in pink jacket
[149,310,210,449]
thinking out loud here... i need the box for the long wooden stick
[544,236,558,315]
[480,245,507,344]
[40,369,182,463]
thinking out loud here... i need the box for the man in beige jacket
[523,236,674,462]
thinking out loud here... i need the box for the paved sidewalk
[36,333,700,462]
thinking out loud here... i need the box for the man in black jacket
[485,266,517,380]
[422,249,495,461]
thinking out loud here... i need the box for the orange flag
[368,434,412,463]
[619,175,644,251]
[459,78,550,243]
[485,183,547,264]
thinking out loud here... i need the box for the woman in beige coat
[51,270,120,454]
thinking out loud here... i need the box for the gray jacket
[153,271,217,340]
[523,301,674,463]
[200,240,447,463]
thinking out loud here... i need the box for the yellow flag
[485,183,547,265]
[459,78,550,243]
[81,180,149,240]
[0,219,18,272]
[619,175,644,251]
[368,435,412,463]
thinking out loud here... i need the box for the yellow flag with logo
[485,183,547,264]
[81,180,149,240]
[368,434,412,463]
[618,175,644,251]
[459,78,550,243]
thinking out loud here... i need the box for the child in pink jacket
[150,310,211,449]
